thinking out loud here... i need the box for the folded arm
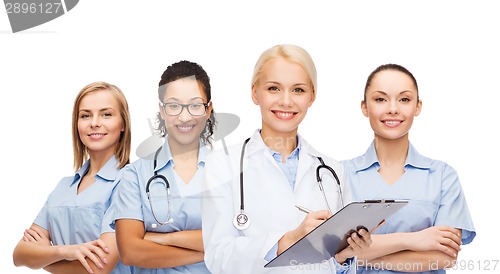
[43,232,120,274]
[116,219,204,268]
[356,227,461,271]
[13,224,112,274]
[364,250,457,272]
[144,229,203,252]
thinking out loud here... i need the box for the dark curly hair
[156,60,216,147]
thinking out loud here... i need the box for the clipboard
[264,200,408,268]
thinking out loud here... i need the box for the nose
[279,91,294,107]
[178,106,192,122]
[388,100,399,114]
[91,115,101,127]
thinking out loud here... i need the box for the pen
[295,205,313,214]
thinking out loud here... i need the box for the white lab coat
[202,130,353,274]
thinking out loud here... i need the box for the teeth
[177,125,194,131]
[385,121,400,125]
[90,133,104,137]
[276,112,294,118]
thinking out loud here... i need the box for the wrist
[278,231,296,254]
[55,245,67,261]
[163,232,172,246]
[400,232,413,250]
[334,253,347,264]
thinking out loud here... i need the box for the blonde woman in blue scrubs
[111,60,215,273]
[344,64,476,273]
[13,82,133,274]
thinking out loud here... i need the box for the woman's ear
[308,90,316,107]
[361,100,368,117]
[159,102,167,121]
[415,99,422,116]
[206,101,213,117]
[251,85,259,105]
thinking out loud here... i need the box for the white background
[1,1,498,273]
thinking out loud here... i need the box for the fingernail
[105,247,110,253]
[103,258,108,264]
[98,263,103,268]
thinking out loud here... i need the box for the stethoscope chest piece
[233,212,250,230]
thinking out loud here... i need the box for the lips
[176,125,195,133]
[272,110,297,120]
[382,120,402,127]
[88,133,107,140]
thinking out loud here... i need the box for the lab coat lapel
[294,137,320,192]
[295,153,313,192]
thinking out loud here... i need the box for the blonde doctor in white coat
[202,44,373,274]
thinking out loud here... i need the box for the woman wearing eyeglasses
[110,60,215,273]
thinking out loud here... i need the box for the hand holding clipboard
[266,200,408,268]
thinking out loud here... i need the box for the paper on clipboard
[264,200,408,268]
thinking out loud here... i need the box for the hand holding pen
[278,207,331,254]
[295,205,313,214]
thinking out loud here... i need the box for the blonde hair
[71,82,131,171]
[251,44,317,94]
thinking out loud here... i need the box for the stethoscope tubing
[146,146,174,227]
[234,137,343,231]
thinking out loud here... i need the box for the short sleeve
[100,183,120,234]
[33,199,50,230]
[434,163,476,244]
[109,165,145,229]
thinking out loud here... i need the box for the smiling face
[362,69,422,142]
[252,57,315,138]
[77,90,124,158]
[159,77,212,149]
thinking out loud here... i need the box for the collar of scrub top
[352,141,433,173]
[71,155,120,186]
[153,135,209,173]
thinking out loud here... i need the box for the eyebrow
[164,97,205,102]
[79,107,116,113]
[265,81,309,86]
[372,90,414,95]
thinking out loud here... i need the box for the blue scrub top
[111,139,210,274]
[343,142,476,274]
[34,156,132,274]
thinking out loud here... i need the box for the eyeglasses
[160,101,210,116]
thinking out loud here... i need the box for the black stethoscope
[233,138,344,231]
[146,147,174,228]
